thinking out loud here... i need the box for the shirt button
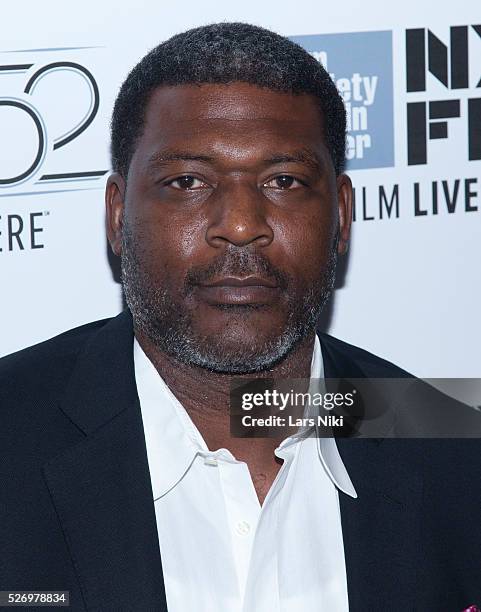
[203,456,218,466]
[235,521,251,536]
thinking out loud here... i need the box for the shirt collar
[312,335,358,499]
[134,339,207,501]
[134,335,357,501]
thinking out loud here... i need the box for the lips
[196,276,280,305]
[201,276,278,288]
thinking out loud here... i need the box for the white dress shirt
[134,335,357,612]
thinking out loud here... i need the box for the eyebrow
[146,148,324,173]
[264,149,324,173]
[146,150,214,170]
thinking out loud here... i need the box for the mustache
[184,247,291,292]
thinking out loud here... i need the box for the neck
[136,328,317,505]
[135,328,316,451]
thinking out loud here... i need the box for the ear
[336,173,353,255]
[105,173,126,256]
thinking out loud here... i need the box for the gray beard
[121,223,337,374]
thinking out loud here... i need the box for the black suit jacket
[1,310,480,611]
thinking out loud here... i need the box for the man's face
[107,82,352,373]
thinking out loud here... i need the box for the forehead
[133,83,327,163]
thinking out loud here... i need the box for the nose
[205,180,274,248]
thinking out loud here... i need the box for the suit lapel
[320,333,423,611]
[42,311,168,611]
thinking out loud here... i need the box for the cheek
[274,206,337,282]
[129,209,207,281]
[177,215,207,259]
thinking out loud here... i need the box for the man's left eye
[263,175,303,190]
[168,176,207,190]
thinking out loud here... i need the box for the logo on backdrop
[406,25,481,165]
[0,46,108,253]
[291,31,394,170]
[293,28,480,221]
[0,47,107,196]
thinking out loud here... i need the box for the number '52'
[0,61,99,186]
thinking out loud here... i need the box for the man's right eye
[167,176,208,190]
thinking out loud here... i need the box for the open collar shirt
[134,335,357,612]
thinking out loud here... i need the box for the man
[0,22,480,612]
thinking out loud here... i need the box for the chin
[201,316,288,348]
[201,304,288,332]
[179,320,303,374]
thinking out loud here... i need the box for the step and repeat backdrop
[0,0,479,379]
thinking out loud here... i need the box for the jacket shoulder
[318,332,413,378]
[0,317,114,398]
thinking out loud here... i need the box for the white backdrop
[1,0,479,379]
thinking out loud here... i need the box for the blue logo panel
[290,31,394,170]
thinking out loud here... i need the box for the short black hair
[110,22,346,177]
